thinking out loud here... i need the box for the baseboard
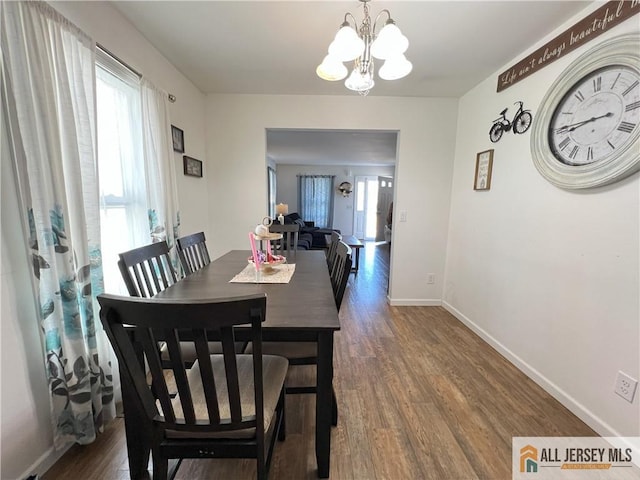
[19,443,71,480]
[441,300,623,439]
[387,297,441,306]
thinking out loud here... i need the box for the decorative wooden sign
[497,0,640,92]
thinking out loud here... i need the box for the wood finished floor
[43,242,595,480]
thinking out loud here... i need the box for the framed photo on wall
[183,156,202,178]
[474,149,494,190]
[171,125,184,153]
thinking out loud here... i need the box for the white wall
[205,95,458,304]
[443,6,639,438]
[275,163,395,236]
[0,2,208,478]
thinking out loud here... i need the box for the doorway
[353,175,394,241]
[354,176,379,240]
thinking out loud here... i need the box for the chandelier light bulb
[345,68,375,93]
[329,25,365,62]
[371,23,408,60]
[378,54,413,80]
[316,55,348,81]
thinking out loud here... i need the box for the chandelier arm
[343,12,359,30]
[372,9,392,35]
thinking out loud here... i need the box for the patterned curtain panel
[297,175,335,228]
[1,1,115,447]
[141,79,180,264]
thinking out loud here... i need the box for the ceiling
[267,129,398,166]
[112,0,589,166]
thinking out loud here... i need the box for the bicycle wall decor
[489,101,533,143]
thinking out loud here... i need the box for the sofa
[283,213,340,249]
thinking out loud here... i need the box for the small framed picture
[474,149,494,190]
[183,156,202,178]
[171,125,184,153]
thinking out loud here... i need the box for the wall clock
[530,33,640,189]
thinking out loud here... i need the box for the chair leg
[278,389,286,441]
[151,450,169,480]
[257,452,267,480]
[331,387,338,427]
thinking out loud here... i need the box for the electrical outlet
[399,211,407,222]
[615,371,638,403]
[426,274,435,284]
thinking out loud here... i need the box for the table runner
[229,263,296,284]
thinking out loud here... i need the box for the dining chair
[176,231,210,275]
[117,240,179,297]
[98,293,287,480]
[326,231,342,273]
[118,241,237,366]
[268,223,299,257]
[249,241,352,426]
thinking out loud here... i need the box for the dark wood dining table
[120,249,340,479]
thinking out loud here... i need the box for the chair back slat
[193,330,221,423]
[331,241,352,310]
[164,329,196,424]
[138,327,176,423]
[102,312,162,421]
[118,241,179,297]
[334,252,352,311]
[98,293,268,434]
[250,308,265,427]
[269,224,299,257]
[176,232,211,275]
[220,326,242,423]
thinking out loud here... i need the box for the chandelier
[316,0,412,96]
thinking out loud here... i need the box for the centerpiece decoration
[249,216,286,273]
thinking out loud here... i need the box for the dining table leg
[316,332,334,478]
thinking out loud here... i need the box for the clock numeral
[574,90,585,102]
[622,80,639,97]
[587,147,593,162]
[593,76,602,93]
[611,73,621,90]
[625,101,640,112]
[607,140,616,150]
[569,145,579,159]
[558,137,571,151]
[617,121,636,134]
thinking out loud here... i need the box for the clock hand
[555,112,614,133]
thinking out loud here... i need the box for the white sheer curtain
[96,55,148,295]
[141,79,180,262]
[1,1,115,447]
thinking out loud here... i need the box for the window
[96,49,149,294]
[356,180,365,212]
[297,175,335,228]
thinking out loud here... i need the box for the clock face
[548,65,640,166]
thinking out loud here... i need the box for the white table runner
[229,263,296,284]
